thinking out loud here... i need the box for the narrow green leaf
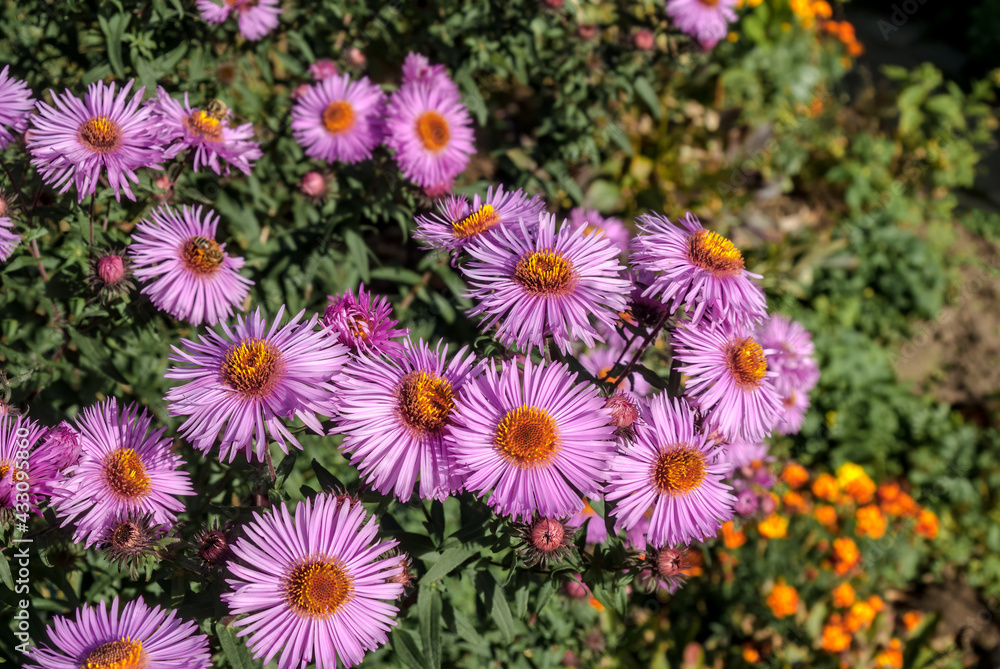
[421,546,475,582]
[633,76,662,120]
[491,581,516,643]
[0,548,14,590]
[100,14,130,78]
[418,587,442,669]
[215,623,254,669]
[392,629,426,669]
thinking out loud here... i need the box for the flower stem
[614,312,673,389]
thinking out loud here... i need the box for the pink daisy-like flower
[0,207,17,262]
[25,596,211,669]
[323,283,409,356]
[448,360,618,521]
[197,0,281,41]
[27,79,162,202]
[605,393,735,548]
[774,389,810,435]
[401,52,461,99]
[129,204,253,326]
[223,494,404,669]
[309,59,339,81]
[462,212,630,356]
[165,306,348,462]
[0,65,34,150]
[385,81,475,189]
[632,211,767,329]
[291,73,386,164]
[568,498,609,545]
[49,399,194,548]
[39,421,83,472]
[414,184,545,254]
[335,340,478,501]
[567,207,630,256]
[673,322,782,443]
[149,88,262,175]
[721,438,769,469]
[754,315,820,396]
[0,414,55,519]
[665,0,738,50]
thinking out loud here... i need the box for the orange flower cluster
[814,504,837,528]
[855,504,887,539]
[877,482,919,517]
[831,582,854,608]
[844,597,880,632]
[836,463,875,504]
[902,610,924,632]
[820,614,852,652]
[789,0,833,29]
[758,513,789,539]
[832,537,860,576]
[767,583,799,618]
[820,20,864,57]
[874,638,904,668]
[722,520,747,549]
[812,473,839,502]
[915,509,939,539]
[781,462,809,489]
[782,490,808,514]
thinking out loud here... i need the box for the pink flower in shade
[631,211,767,329]
[300,171,328,198]
[0,209,17,262]
[197,0,281,41]
[27,79,162,202]
[291,74,386,164]
[39,421,82,471]
[567,207,631,256]
[401,53,460,100]
[148,88,262,176]
[347,47,367,67]
[448,360,618,521]
[129,204,253,326]
[605,393,735,548]
[754,315,820,397]
[0,65,34,150]
[309,59,339,81]
[774,389,810,435]
[672,322,782,443]
[665,0,738,50]
[322,283,409,356]
[633,29,656,51]
[165,307,348,462]
[335,340,479,502]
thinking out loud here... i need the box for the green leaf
[99,13,131,78]
[421,546,475,582]
[0,548,14,590]
[418,587,442,669]
[392,629,426,669]
[215,623,254,669]
[344,228,370,282]
[491,581,516,643]
[633,76,662,120]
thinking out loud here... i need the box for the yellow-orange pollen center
[322,100,356,135]
[452,204,500,239]
[513,250,575,295]
[726,337,767,389]
[0,459,24,482]
[221,338,281,396]
[687,229,745,277]
[494,406,559,469]
[285,558,355,619]
[651,446,707,495]
[397,371,454,434]
[81,637,147,669]
[181,236,225,275]
[700,0,720,6]
[104,449,152,500]
[416,111,450,153]
[111,521,140,550]
[182,110,224,142]
[78,116,122,154]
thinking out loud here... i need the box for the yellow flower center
[81,637,147,669]
[78,116,122,154]
[182,110,224,142]
[416,111,450,153]
[651,446,707,495]
[322,101,356,135]
[181,236,225,275]
[284,558,355,619]
[452,204,500,239]
[221,338,282,397]
[397,371,454,434]
[104,449,152,501]
[513,250,575,295]
[726,337,767,389]
[494,406,559,469]
[687,229,745,277]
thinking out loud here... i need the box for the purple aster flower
[335,340,478,501]
[754,315,820,396]
[0,208,17,262]
[223,494,404,669]
[291,73,386,164]
[774,388,810,435]
[721,438,769,470]
[197,0,281,41]
[401,52,461,99]
[462,212,630,356]
[27,79,162,202]
[165,306,348,462]
[665,0,738,50]
[568,498,609,545]
[148,88,262,175]
[624,269,672,332]
[39,421,82,471]
[448,360,618,521]
[733,488,758,515]
[49,398,194,548]
[673,322,782,443]
[632,211,766,329]
[385,81,475,189]
[309,59,339,81]
[0,65,34,150]
[567,207,630,255]
[129,204,253,326]
[25,596,211,669]
[0,414,54,519]
[605,393,735,548]
[414,184,545,254]
[323,283,409,355]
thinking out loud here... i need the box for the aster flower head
[193,519,235,573]
[722,438,770,470]
[633,546,696,594]
[129,204,253,326]
[569,498,609,545]
[448,359,618,521]
[385,81,475,189]
[673,321,782,443]
[0,65,33,150]
[197,0,281,41]
[401,53,461,99]
[49,398,194,548]
[665,0,738,49]
[567,207,630,255]
[149,89,262,175]
[100,511,168,580]
[513,515,576,567]
[323,283,409,355]
[39,421,83,472]
[415,184,545,255]
[605,393,735,548]
[291,73,386,164]
[25,596,211,669]
[223,494,404,669]
[0,414,54,519]
[335,339,478,501]
[0,208,18,262]
[309,59,339,81]
[165,306,348,462]
[774,388,810,435]
[463,212,631,356]
[632,211,767,329]
[87,248,134,303]
[755,315,820,396]
[28,79,162,202]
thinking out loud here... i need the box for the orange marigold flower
[742,643,761,662]
[783,491,809,514]
[845,600,877,632]
[589,597,605,611]
[915,509,939,539]
[758,513,789,539]
[902,610,924,632]
[868,595,884,612]
[812,473,840,502]
[874,638,903,668]
[686,549,704,576]
[836,463,875,504]
[820,615,852,653]
[813,0,833,19]
[815,504,838,527]
[877,482,919,517]
[855,504,887,539]
[832,582,855,608]
[767,583,799,618]
[832,537,860,576]
[781,462,810,489]
[722,520,747,549]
